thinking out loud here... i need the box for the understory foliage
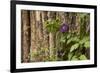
[21,10,90,62]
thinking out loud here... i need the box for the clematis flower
[60,23,69,33]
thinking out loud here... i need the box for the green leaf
[79,36,89,44]
[44,19,60,33]
[79,55,87,60]
[84,41,90,48]
[68,52,74,60]
[67,37,79,44]
[67,34,71,39]
[60,36,66,43]
[73,37,79,42]
[71,56,79,60]
[67,38,73,44]
[70,43,79,52]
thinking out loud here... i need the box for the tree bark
[76,13,80,35]
[48,12,55,59]
[21,10,30,63]
[30,11,37,62]
[35,11,43,61]
[41,11,49,60]
[70,13,77,33]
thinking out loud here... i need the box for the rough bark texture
[30,11,37,62]
[42,11,49,48]
[21,10,30,62]
[42,11,49,59]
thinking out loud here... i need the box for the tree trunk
[30,11,37,62]
[21,10,30,63]
[41,11,49,60]
[74,13,79,35]
[70,13,77,33]
[35,11,43,61]
[48,12,55,59]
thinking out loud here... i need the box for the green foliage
[84,41,90,49]
[67,35,89,60]
[67,36,79,44]
[71,56,79,60]
[79,55,87,60]
[68,52,74,60]
[79,36,89,45]
[30,47,57,61]
[49,55,57,61]
[60,35,66,43]
[30,49,38,58]
[70,43,79,52]
[44,18,61,33]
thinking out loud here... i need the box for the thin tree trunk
[48,12,55,59]
[21,10,30,62]
[55,12,60,60]
[42,11,49,48]
[35,11,43,61]
[71,13,77,33]
[30,11,37,62]
[76,13,80,35]
[42,11,49,60]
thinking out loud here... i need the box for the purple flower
[60,23,69,33]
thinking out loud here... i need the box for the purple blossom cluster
[60,23,69,33]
